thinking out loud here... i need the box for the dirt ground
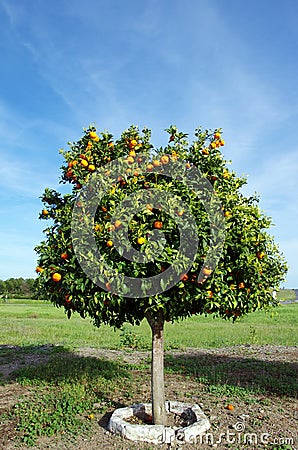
[0,345,297,450]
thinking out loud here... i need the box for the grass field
[0,296,297,349]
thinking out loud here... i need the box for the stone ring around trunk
[108,401,211,444]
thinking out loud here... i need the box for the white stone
[108,401,211,444]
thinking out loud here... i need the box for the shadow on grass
[0,344,129,385]
[164,350,298,398]
[1,344,297,398]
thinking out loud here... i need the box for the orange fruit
[224,211,232,218]
[146,204,153,211]
[137,237,145,245]
[257,251,265,259]
[88,164,96,172]
[202,148,209,155]
[108,141,114,148]
[108,224,115,232]
[169,135,175,142]
[153,221,163,229]
[129,139,137,148]
[126,156,134,164]
[226,404,234,411]
[101,206,107,212]
[220,139,225,146]
[153,160,161,167]
[185,163,191,169]
[180,274,188,282]
[89,131,99,141]
[35,266,44,273]
[65,170,73,178]
[65,294,71,303]
[160,155,169,165]
[210,142,216,149]
[129,150,136,157]
[61,252,69,260]
[105,282,111,291]
[202,267,212,276]
[52,273,62,282]
[106,240,113,247]
[238,282,245,289]
[81,159,89,167]
[214,132,221,139]
[42,209,49,216]
[207,290,213,298]
[114,220,122,229]
[147,164,154,171]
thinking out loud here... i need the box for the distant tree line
[0,278,36,299]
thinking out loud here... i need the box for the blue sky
[0,0,297,287]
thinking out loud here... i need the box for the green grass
[0,299,297,349]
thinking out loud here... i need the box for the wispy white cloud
[0,0,23,26]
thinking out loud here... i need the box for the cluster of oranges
[36,251,71,285]
[64,131,113,188]
[201,132,225,156]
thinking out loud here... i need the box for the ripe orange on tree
[153,221,163,229]
[52,273,62,282]
[114,220,122,229]
[257,251,265,259]
[61,252,69,260]
[81,159,89,167]
[106,240,113,247]
[89,131,99,141]
[160,155,169,165]
[202,267,212,276]
[180,274,188,282]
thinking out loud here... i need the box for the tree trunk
[145,309,167,425]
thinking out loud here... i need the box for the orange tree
[35,125,287,425]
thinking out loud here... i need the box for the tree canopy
[35,125,288,325]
